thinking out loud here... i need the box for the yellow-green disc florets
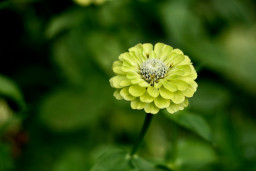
[141,59,168,85]
[109,43,198,114]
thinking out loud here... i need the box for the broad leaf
[39,87,108,132]
[165,111,212,142]
[174,139,217,171]
[91,149,166,171]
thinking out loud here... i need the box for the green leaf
[86,31,125,75]
[46,9,86,39]
[174,139,217,171]
[165,111,212,142]
[39,87,108,132]
[91,149,166,171]
[0,143,14,171]
[53,148,88,171]
[0,74,25,111]
[190,80,230,113]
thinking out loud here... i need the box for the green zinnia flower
[110,43,197,114]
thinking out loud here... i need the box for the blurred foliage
[0,0,256,170]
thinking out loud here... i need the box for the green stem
[130,113,154,156]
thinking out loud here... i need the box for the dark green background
[0,0,256,170]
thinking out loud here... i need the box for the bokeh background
[1,0,256,170]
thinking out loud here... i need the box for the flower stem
[130,113,154,156]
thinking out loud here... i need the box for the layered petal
[109,76,129,88]
[154,43,173,61]
[113,89,123,100]
[154,96,170,109]
[163,81,177,92]
[144,103,159,114]
[167,98,188,114]
[159,86,174,99]
[147,86,159,98]
[113,60,124,74]
[171,91,185,104]
[129,84,146,97]
[140,91,155,103]
[120,87,136,101]
[131,98,146,110]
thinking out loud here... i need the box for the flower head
[110,43,198,114]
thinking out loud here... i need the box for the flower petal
[154,43,173,61]
[119,79,131,87]
[178,55,191,65]
[140,91,154,103]
[154,43,164,51]
[126,73,140,79]
[113,90,123,100]
[120,87,136,101]
[128,44,147,61]
[170,65,191,76]
[154,96,170,109]
[144,103,159,114]
[166,99,188,114]
[131,78,143,84]
[149,51,157,59]
[113,61,124,74]
[178,75,197,83]
[131,98,146,110]
[129,51,143,65]
[174,80,188,91]
[129,84,146,97]
[159,86,174,99]
[119,52,138,66]
[171,91,185,104]
[138,81,150,87]
[154,79,166,89]
[182,82,197,97]
[147,86,159,98]
[121,66,137,73]
[129,43,143,52]
[142,43,153,57]
[173,49,184,55]
[109,76,125,88]
[163,81,177,92]
[163,52,178,66]
[172,54,185,66]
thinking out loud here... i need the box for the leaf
[0,143,14,171]
[53,148,88,171]
[46,9,86,39]
[174,139,217,171]
[165,111,212,142]
[190,80,230,113]
[91,149,166,171]
[39,86,108,132]
[0,74,25,111]
[52,36,91,85]
[85,31,125,75]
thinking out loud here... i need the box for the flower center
[140,59,168,84]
